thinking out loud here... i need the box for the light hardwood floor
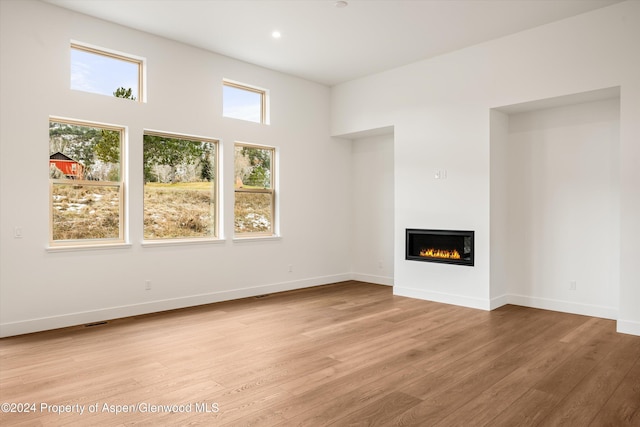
[1,281,639,426]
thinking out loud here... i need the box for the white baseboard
[490,294,509,310]
[507,294,618,320]
[0,273,351,338]
[6,276,636,338]
[393,286,491,310]
[617,319,640,336]
[389,288,624,327]
[351,273,393,286]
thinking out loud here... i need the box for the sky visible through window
[71,47,139,99]
[223,84,262,123]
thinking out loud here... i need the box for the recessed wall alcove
[490,87,620,319]
[342,126,395,286]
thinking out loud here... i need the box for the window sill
[46,243,132,253]
[141,238,226,248]
[233,235,281,243]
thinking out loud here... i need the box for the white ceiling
[43,0,622,86]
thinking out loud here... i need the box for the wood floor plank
[484,388,560,427]
[432,314,588,426]
[589,355,640,426]
[331,391,423,426]
[538,336,640,426]
[275,348,429,424]
[533,318,621,397]
[1,281,639,427]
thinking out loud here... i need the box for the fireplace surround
[405,229,474,266]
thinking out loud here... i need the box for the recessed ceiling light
[272,31,281,39]
[335,1,348,8]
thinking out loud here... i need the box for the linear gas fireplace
[406,229,474,266]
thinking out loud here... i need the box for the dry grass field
[144,182,215,239]
[51,182,271,240]
[234,191,272,234]
[51,183,120,240]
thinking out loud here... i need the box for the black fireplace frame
[405,229,475,266]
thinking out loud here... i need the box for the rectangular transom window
[49,118,125,246]
[223,80,267,124]
[143,131,218,240]
[71,43,143,101]
[234,143,275,236]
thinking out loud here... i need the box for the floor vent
[84,321,108,328]
[254,294,270,299]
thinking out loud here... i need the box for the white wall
[331,1,640,335]
[0,0,352,337]
[350,133,394,286]
[489,110,510,308]
[506,97,620,319]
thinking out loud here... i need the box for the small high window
[234,143,276,236]
[143,131,218,240]
[71,43,143,101]
[223,80,267,124]
[49,118,125,245]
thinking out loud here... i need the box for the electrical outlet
[145,280,151,291]
[288,265,293,273]
[569,281,577,291]
[378,261,383,269]
[434,170,448,180]
[14,226,23,238]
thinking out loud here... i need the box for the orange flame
[419,248,461,259]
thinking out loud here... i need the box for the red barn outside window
[49,152,84,179]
